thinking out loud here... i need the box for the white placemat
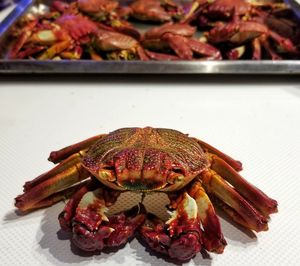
[0,82,300,265]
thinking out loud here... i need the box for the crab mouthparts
[118,180,167,191]
[96,168,169,191]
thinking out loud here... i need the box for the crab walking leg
[252,38,262,60]
[7,20,38,59]
[209,154,278,216]
[139,193,202,261]
[24,151,85,192]
[48,134,106,163]
[193,138,243,171]
[61,185,146,251]
[28,180,90,211]
[210,195,252,230]
[201,169,268,232]
[188,180,226,253]
[37,40,72,60]
[162,33,193,60]
[15,162,90,212]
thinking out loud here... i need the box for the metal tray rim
[1,60,300,74]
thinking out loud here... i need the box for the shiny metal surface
[1,60,300,74]
[0,0,300,74]
[285,0,300,19]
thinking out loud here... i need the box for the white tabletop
[0,76,300,266]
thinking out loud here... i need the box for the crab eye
[167,168,185,184]
[98,168,116,182]
[103,165,114,171]
[172,168,183,174]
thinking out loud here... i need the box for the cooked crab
[126,0,184,23]
[143,23,222,60]
[182,0,299,59]
[206,20,298,59]
[51,0,141,40]
[7,13,148,60]
[15,127,277,261]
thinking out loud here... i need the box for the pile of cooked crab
[15,127,278,261]
[7,0,300,60]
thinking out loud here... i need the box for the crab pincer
[59,181,146,251]
[140,193,202,261]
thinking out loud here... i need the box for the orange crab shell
[82,127,209,191]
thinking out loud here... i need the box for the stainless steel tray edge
[1,60,300,74]
[0,0,32,36]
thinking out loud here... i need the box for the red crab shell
[55,14,98,41]
[82,127,209,191]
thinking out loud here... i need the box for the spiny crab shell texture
[15,127,278,262]
[83,127,209,191]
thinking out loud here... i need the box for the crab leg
[88,47,103,60]
[188,39,222,60]
[193,138,243,171]
[140,193,202,261]
[136,46,150,61]
[201,169,268,232]
[37,40,73,60]
[209,154,278,216]
[7,20,38,59]
[259,35,282,60]
[16,46,45,59]
[162,33,193,60]
[210,195,252,229]
[60,46,83,60]
[48,134,106,163]
[181,1,201,23]
[145,50,181,60]
[268,30,298,54]
[252,38,262,60]
[29,180,90,211]
[15,157,90,212]
[24,152,85,192]
[188,180,226,253]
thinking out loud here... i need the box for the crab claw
[73,203,146,251]
[207,21,268,45]
[105,204,146,247]
[129,0,172,22]
[60,185,146,251]
[139,193,202,261]
[188,181,226,253]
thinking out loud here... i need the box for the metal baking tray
[1,0,300,74]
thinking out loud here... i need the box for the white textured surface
[1,81,300,266]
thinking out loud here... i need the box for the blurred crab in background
[183,0,299,59]
[142,23,222,60]
[125,0,184,23]
[52,0,141,39]
[15,127,277,261]
[7,0,300,60]
[7,7,148,60]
